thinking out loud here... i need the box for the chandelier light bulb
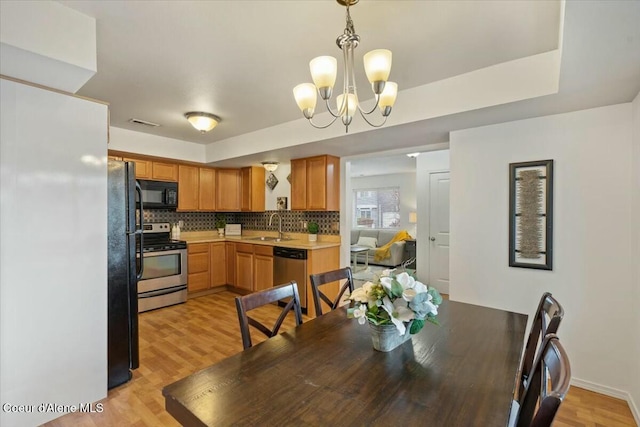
[293,83,318,118]
[379,81,398,116]
[363,49,392,84]
[310,56,338,90]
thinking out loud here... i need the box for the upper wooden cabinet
[152,161,178,181]
[199,168,216,211]
[123,157,152,179]
[178,165,217,212]
[122,157,177,182]
[291,155,340,211]
[216,169,241,211]
[241,166,265,212]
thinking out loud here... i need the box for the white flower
[353,304,367,325]
[380,297,415,335]
[349,287,368,303]
[381,268,394,277]
[402,288,417,302]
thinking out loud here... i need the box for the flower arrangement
[347,269,442,336]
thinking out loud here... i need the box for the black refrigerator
[107,160,143,389]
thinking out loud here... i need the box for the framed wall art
[509,159,554,270]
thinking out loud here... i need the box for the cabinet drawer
[188,272,210,293]
[253,245,273,257]
[188,252,209,273]
[235,243,253,254]
[188,243,209,254]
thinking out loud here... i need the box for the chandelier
[293,0,398,133]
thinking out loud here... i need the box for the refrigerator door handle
[135,181,144,280]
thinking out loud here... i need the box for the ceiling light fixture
[261,162,279,172]
[406,152,420,158]
[184,112,221,133]
[293,0,398,133]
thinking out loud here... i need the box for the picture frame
[509,159,554,270]
[277,196,287,210]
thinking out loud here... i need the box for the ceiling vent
[128,118,160,127]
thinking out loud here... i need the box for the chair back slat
[518,292,564,401]
[516,334,571,427]
[309,267,355,316]
[235,281,303,349]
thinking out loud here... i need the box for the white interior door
[429,172,450,294]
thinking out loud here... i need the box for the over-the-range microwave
[137,179,178,209]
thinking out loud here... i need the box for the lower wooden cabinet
[210,242,226,286]
[188,242,227,293]
[226,242,236,286]
[253,245,273,291]
[235,243,253,291]
[187,243,210,293]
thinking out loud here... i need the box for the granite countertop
[180,231,341,250]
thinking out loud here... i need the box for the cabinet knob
[430,237,436,242]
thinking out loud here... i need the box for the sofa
[350,229,409,267]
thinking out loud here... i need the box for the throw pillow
[356,236,378,248]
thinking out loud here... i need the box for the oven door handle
[138,285,187,299]
[135,181,144,280]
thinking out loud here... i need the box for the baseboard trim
[572,378,640,425]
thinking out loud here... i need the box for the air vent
[128,118,160,127]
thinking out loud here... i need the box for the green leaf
[347,307,356,318]
[391,279,404,298]
[409,319,425,334]
[428,288,443,306]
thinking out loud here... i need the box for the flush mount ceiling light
[293,0,398,133]
[406,152,420,158]
[184,112,221,133]
[261,161,279,172]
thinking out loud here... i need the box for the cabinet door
[152,161,178,182]
[235,252,253,291]
[225,242,236,286]
[210,242,226,287]
[199,168,216,211]
[241,166,265,212]
[123,157,151,179]
[178,165,199,211]
[306,156,328,210]
[290,158,307,210]
[253,254,273,291]
[216,169,241,211]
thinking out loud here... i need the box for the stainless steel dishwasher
[273,247,307,311]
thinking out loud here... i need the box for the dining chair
[518,292,564,401]
[510,334,571,427]
[234,281,303,350]
[309,267,355,316]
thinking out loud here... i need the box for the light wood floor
[45,291,637,426]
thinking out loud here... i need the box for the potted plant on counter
[215,216,226,236]
[307,221,319,242]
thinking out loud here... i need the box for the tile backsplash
[143,210,340,235]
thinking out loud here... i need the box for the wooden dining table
[163,299,527,426]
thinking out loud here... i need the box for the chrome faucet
[269,212,283,240]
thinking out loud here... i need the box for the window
[353,187,400,229]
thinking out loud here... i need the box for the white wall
[351,172,417,236]
[1,79,108,425]
[0,1,96,93]
[109,126,206,163]
[415,150,450,287]
[450,103,637,411]
[264,164,291,211]
[631,91,640,423]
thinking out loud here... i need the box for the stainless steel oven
[137,223,187,312]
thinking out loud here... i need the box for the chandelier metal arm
[357,109,388,128]
[356,94,381,116]
[323,98,342,118]
[307,115,340,129]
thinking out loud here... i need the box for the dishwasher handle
[273,246,307,260]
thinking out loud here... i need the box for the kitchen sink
[245,236,294,242]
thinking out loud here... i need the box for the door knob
[430,237,436,242]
